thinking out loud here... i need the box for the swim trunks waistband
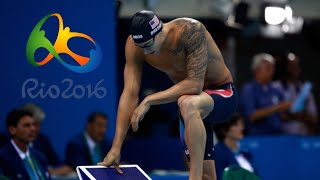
[205,82,235,90]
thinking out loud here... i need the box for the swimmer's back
[131,17,234,89]
[163,18,233,88]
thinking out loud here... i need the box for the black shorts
[179,82,238,160]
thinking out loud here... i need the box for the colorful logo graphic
[26,13,102,73]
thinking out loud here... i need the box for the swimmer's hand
[131,101,150,132]
[98,148,123,174]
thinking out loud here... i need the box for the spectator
[20,103,74,176]
[213,113,258,180]
[65,112,111,169]
[21,103,62,167]
[240,53,291,135]
[0,109,51,179]
[273,53,318,135]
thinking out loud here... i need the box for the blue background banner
[0,0,116,158]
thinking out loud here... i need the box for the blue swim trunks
[179,82,238,160]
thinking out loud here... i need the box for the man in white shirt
[0,109,50,179]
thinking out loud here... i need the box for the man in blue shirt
[65,112,111,169]
[240,53,291,135]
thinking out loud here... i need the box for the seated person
[65,112,111,169]
[213,113,258,180]
[20,103,74,176]
[21,103,62,166]
[0,109,51,179]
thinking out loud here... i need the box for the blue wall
[0,0,117,158]
[121,136,320,179]
[241,135,320,180]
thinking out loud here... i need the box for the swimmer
[98,10,238,180]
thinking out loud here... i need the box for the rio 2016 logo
[26,13,102,73]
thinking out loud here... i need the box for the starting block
[76,165,152,180]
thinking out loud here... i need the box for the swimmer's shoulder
[165,18,205,35]
[169,18,203,28]
[125,36,145,61]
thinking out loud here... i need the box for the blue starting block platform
[76,165,152,180]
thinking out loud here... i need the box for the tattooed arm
[142,20,208,106]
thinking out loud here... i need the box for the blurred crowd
[0,104,112,179]
[213,52,318,180]
[240,52,318,136]
[0,50,318,179]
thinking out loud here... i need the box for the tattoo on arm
[181,22,208,80]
